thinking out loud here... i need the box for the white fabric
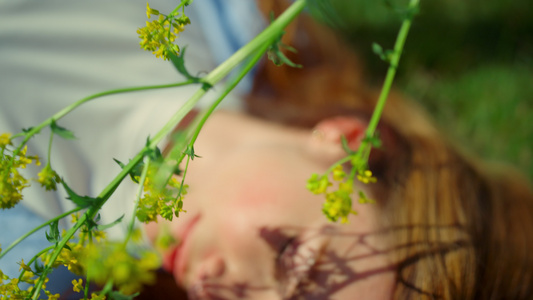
[0,0,263,239]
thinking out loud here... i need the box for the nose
[187,253,226,299]
[198,253,226,280]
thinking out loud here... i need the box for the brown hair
[247,2,533,299]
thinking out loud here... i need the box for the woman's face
[145,111,395,299]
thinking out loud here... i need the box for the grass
[322,0,533,181]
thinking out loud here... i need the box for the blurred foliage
[323,0,533,180]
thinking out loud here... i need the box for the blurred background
[320,0,532,180]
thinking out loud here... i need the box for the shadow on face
[139,223,469,300]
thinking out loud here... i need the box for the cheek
[224,161,325,227]
[233,174,289,212]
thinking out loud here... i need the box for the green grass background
[319,0,532,180]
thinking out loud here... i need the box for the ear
[306,116,367,163]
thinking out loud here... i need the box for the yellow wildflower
[0,133,11,148]
[356,169,377,184]
[306,174,331,195]
[146,2,159,19]
[137,4,190,60]
[93,229,107,242]
[322,180,356,223]
[81,243,159,295]
[18,259,33,273]
[37,165,61,191]
[90,293,106,300]
[70,212,80,224]
[72,278,83,293]
[136,167,188,223]
[332,165,346,181]
[20,271,36,284]
[47,293,60,300]
[17,146,36,168]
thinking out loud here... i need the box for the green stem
[0,207,83,260]
[31,211,91,300]
[157,36,271,187]
[26,81,199,300]
[4,80,194,180]
[124,157,151,245]
[84,278,90,300]
[47,131,53,164]
[100,279,114,296]
[169,0,188,16]
[365,0,419,138]
[189,42,272,153]
[29,2,308,297]
[203,0,306,85]
[151,0,307,187]
[326,156,352,174]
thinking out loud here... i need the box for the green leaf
[45,220,60,244]
[184,145,200,160]
[62,181,99,208]
[114,158,143,183]
[113,158,126,169]
[85,214,101,231]
[372,43,386,60]
[265,14,302,69]
[372,43,395,64]
[97,214,125,231]
[148,147,163,162]
[363,133,383,149]
[33,260,45,276]
[50,120,76,140]
[267,35,302,68]
[168,47,203,83]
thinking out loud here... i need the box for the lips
[162,214,201,284]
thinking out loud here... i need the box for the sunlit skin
[145,111,396,299]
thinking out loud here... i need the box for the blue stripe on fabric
[190,0,266,92]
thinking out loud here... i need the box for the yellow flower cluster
[307,164,376,223]
[306,173,331,195]
[88,293,106,300]
[37,164,61,191]
[35,213,156,298]
[40,238,84,275]
[71,279,106,299]
[307,165,354,223]
[136,168,188,223]
[323,181,356,224]
[0,274,31,299]
[1,258,58,299]
[72,278,83,293]
[137,3,190,60]
[0,134,10,149]
[40,225,107,277]
[1,134,40,209]
[357,169,377,184]
[81,243,160,295]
